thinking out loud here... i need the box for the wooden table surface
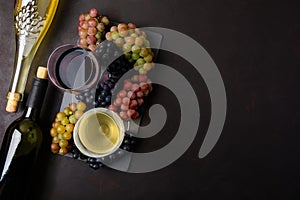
[0,0,300,199]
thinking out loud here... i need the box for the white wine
[6,0,59,112]
[0,67,48,200]
[79,112,120,154]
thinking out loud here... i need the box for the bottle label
[0,130,22,181]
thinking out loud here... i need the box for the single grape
[64,107,73,116]
[129,100,138,109]
[65,123,75,132]
[96,22,105,32]
[88,18,98,27]
[118,90,127,98]
[58,133,64,140]
[88,27,97,36]
[106,31,115,41]
[114,97,122,106]
[50,128,57,137]
[77,101,87,111]
[127,91,136,99]
[69,115,77,124]
[86,35,97,44]
[56,112,65,121]
[75,110,84,119]
[136,91,144,98]
[51,143,60,153]
[125,36,135,45]
[61,117,69,126]
[63,131,72,140]
[122,97,130,106]
[69,103,77,111]
[135,37,144,46]
[59,140,68,148]
[101,16,109,25]
[131,83,140,92]
[128,23,136,29]
[59,147,68,156]
[89,8,98,17]
[108,104,117,112]
[52,136,59,144]
[79,14,85,21]
[57,125,65,134]
[120,104,129,111]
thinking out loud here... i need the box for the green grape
[124,52,131,60]
[52,136,59,144]
[69,103,77,111]
[136,58,145,66]
[119,29,129,37]
[76,101,87,111]
[65,123,74,132]
[134,65,141,71]
[131,53,139,60]
[61,117,69,126]
[106,32,112,40]
[57,125,65,134]
[95,31,102,40]
[128,29,135,34]
[125,36,135,45]
[115,37,125,47]
[74,110,84,119]
[56,112,65,121]
[112,31,119,40]
[144,39,150,47]
[131,45,141,54]
[101,16,110,25]
[59,147,68,155]
[58,133,64,140]
[139,48,149,57]
[69,115,77,124]
[131,33,138,38]
[123,43,131,52]
[63,107,73,116]
[135,37,144,46]
[59,140,68,148]
[144,54,153,63]
[63,132,72,140]
[139,68,147,74]
[143,62,153,71]
[50,128,58,137]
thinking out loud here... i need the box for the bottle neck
[24,106,40,121]
[24,77,48,121]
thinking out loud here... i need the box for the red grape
[89,8,98,17]
[122,97,130,106]
[114,97,122,106]
[121,104,129,111]
[118,90,127,98]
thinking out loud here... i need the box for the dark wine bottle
[0,66,48,200]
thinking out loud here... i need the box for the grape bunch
[108,74,153,121]
[105,23,155,74]
[50,102,87,155]
[77,8,110,51]
[75,41,133,108]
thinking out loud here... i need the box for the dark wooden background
[1,0,300,199]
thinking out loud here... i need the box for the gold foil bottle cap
[36,66,48,79]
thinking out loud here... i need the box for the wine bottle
[6,0,59,113]
[0,66,48,200]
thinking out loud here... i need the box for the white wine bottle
[6,0,59,112]
[0,66,48,200]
